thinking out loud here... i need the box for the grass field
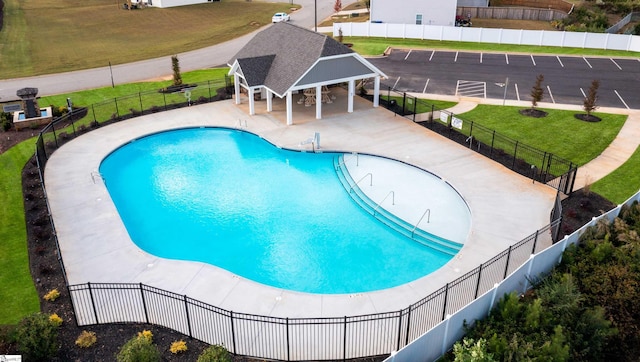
[0,0,297,78]
[0,139,40,324]
[593,145,640,204]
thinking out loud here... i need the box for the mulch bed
[574,113,602,122]
[519,108,548,118]
[0,112,614,360]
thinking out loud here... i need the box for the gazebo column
[347,80,355,113]
[266,89,273,112]
[286,91,293,125]
[315,85,322,119]
[234,77,241,105]
[373,76,380,108]
[248,88,255,115]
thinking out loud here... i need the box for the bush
[197,344,232,362]
[75,330,97,348]
[44,288,60,302]
[49,313,63,327]
[117,331,160,362]
[169,339,188,354]
[15,313,59,361]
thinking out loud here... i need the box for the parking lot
[368,49,640,109]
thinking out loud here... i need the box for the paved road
[368,49,640,109]
[0,0,337,101]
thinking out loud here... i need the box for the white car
[272,12,290,23]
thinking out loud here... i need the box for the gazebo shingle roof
[228,23,354,97]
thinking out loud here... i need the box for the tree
[333,0,342,14]
[583,79,599,116]
[171,55,182,86]
[530,74,544,109]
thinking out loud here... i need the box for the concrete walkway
[412,93,640,191]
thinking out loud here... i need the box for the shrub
[49,313,63,327]
[197,344,232,362]
[44,288,60,302]
[117,331,160,362]
[75,330,97,348]
[15,313,59,361]
[170,339,188,354]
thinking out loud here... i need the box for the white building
[370,0,457,26]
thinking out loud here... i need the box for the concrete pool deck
[45,93,557,319]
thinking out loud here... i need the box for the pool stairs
[333,155,463,256]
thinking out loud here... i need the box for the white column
[248,88,255,115]
[373,76,380,108]
[234,76,241,105]
[347,80,354,113]
[286,91,293,126]
[266,89,273,112]
[315,85,322,119]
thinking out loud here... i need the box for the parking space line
[423,79,430,94]
[429,50,435,61]
[530,55,536,66]
[404,50,412,61]
[454,51,459,62]
[505,53,509,65]
[580,88,586,98]
[480,53,483,64]
[514,83,520,101]
[614,90,630,109]
[393,77,401,89]
[556,56,564,68]
[547,86,555,103]
[583,57,593,69]
[610,58,622,70]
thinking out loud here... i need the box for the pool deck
[45,91,557,319]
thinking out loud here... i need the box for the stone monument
[16,87,41,119]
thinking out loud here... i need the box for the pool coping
[45,97,558,318]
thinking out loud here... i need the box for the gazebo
[227,23,387,125]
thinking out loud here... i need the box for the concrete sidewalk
[409,93,640,191]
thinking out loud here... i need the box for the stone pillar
[17,88,40,118]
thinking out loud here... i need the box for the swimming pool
[100,128,470,294]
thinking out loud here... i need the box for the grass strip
[456,105,627,166]
[0,138,40,324]
[592,145,640,204]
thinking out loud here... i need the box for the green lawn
[381,95,457,113]
[0,139,40,324]
[592,145,640,204]
[456,105,627,166]
[0,0,297,78]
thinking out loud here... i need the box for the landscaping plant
[197,344,232,362]
[15,313,59,361]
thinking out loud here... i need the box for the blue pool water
[18,109,48,120]
[100,128,459,294]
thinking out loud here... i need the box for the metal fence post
[183,295,192,338]
[87,282,99,324]
[512,141,519,169]
[504,245,513,279]
[490,130,496,158]
[396,309,403,351]
[474,265,483,299]
[404,307,412,346]
[532,230,540,254]
[91,104,97,123]
[286,318,290,361]
[230,311,237,354]
[163,92,167,110]
[412,96,417,122]
[208,80,212,100]
[140,283,149,324]
[441,283,450,320]
[139,92,143,113]
[343,316,348,361]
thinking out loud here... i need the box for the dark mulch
[519,108,548,118]
[559,188,616,236]
[574,113,602,122]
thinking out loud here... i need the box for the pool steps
[333,155,463,256]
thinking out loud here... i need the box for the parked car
[272,12,290,23]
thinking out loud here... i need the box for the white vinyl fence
[384,189,640,362]
[333,23,640,52]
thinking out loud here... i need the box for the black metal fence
[35,79,564,361]
[372,87,578,195]
[66,219,561,361]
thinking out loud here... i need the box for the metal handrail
[349,172,372,192]
[335,152,359,170]
[373,191,395,215]
[411,208,430,237]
